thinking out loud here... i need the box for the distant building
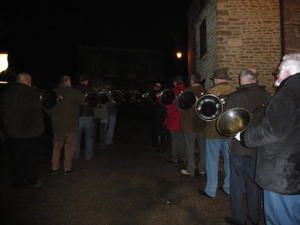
[187,0,300,91]
[78,46,166,90]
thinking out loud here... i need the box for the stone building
[187,0,300,91]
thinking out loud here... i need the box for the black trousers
[8,136,41,186]
[229,153,261,225]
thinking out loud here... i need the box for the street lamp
[0,52,8,73]
[176,51,182,59]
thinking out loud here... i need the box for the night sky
[1,1,192,85]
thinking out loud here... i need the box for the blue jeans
[204,139,230,197]
[230,153,261,225]
[75,117,94,160]
[264,190,300,225]
[106,113,117,145]
[94,119,108,150]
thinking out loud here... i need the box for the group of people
[153,53,300,225]
[0,52,299,225]
[0,73,118,185]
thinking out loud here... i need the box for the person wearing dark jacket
[224,69,270,225]
[75,74,95,160]
[238,53,300,225]
[179,74,206,177]
[1,73,44,187]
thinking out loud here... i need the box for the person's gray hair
[239,69,258,83]
[281,53,300,75]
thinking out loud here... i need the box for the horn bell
[195,94,223,121]
[217,108,251,136]
[40,89,59,109]
[178,91,196,110]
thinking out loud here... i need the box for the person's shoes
[197,189,214,199]
[180,169,194,177]
[51,169,60,175]
[219,187,230,196]
[27,180,42,188]
[64,169,73,175]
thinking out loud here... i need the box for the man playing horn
[224,69,270,225]
[200,67,235,198]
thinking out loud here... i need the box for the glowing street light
[176,51,182,59]
[0,53,8,73]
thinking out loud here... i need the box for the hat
[211,68,231,80]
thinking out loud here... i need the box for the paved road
[0,105,257,225]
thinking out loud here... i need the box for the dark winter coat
[243,73,300,194]
[0,82,44,138]
[225,83,270,156]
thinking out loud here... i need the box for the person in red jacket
[160,76,186,164]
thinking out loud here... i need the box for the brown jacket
[180,85,206,133]
[50,86,84,134]
[205,82,235,139]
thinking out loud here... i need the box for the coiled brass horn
[216,108,251,136]
[84,92,102,107]
[195,94,226,121]
[84,89,126,106]
[178,90,253,135]
[109,89,125,104]
[216,103,267,136]
[177,92,225,121]
[39,89,61,109]
[160,88,175,105]
[178,91,197,110]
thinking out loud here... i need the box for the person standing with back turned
[75,74,95,159]
[224,69,270,225]
[240,53,300,225]
[50,75,84,175]
[1,73,44,187]
[200,67,235,198]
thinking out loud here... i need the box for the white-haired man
[239,53,300,225]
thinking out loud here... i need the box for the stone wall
[188,0,218,87]
[283,0,300,54]
[188,0,282,92]
[216,0,281,92]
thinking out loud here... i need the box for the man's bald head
[16,73,32,87]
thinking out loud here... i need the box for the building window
[199,19,207,58]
